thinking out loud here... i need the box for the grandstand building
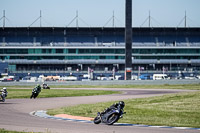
[0,27,200,76]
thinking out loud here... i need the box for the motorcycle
[0,91,7,102]
[43,84,50,89]
[30,87,40,99]
[94,103,125,125]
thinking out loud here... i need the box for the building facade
[0,27,200,75]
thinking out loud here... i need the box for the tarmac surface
[0,88,199,133]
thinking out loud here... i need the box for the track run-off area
[0,86,200,133]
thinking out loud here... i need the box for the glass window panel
[68,49,76,53]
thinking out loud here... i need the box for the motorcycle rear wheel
[107,113,119,125]
[94,116,101,124]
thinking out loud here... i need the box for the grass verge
[50,84,200,90]
[0,129,40,133]
[6,89,119,99]
[1,83,200,90]
[47,91,200,128]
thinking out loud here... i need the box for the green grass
[50,84,200,90]
[0,129,40,133]
[6,89,119,99]
[1,83,200,90]
[47,91,200,128]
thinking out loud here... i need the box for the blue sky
[0,0,199,27]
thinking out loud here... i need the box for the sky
[0,0,200,27]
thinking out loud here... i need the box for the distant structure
[0,8,200,80]
[125,0,132,80]
[1,27,200,79]
[0,10,7,28]
[29,10,42,27]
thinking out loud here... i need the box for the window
[56,49,63,53]
[68,49,76,53]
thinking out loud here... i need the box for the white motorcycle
[0,88,8,102]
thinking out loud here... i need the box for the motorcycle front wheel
[34,93,39,99]
[1,96,5,102]
[107,113,119,125]
[30,93,34,99]
[94,116,101,124]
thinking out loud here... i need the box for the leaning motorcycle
[43,84,50,89]
[30,88,40,99]
[0,91,7,102]
[94,103,125,125]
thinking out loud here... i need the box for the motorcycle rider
[30,84,41,99]
[35,84,41,93]
[102,101,125,114]
[94,101,125,125]
[0,87,8,102]
[42,83,49,89]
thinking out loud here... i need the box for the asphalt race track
[0,88,199,133]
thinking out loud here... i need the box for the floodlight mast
[3,10,5,27]
[125,0,132,80]
[0,10,6,27]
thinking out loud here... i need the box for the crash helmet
[2,87,7,91]
[37,84,40,87]
[119,101,125,108]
